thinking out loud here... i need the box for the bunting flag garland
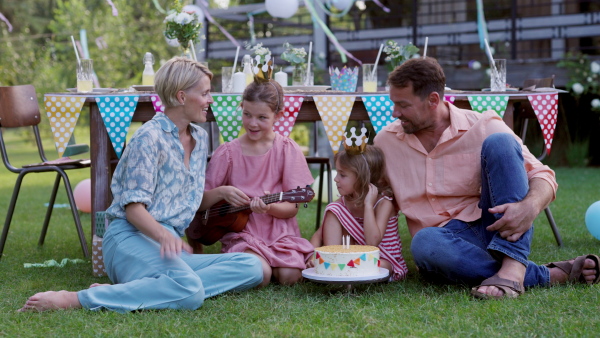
[362,95,395,134]
[444,95,456,104]
[467,95,509,117]
[44,95,86,157]
[528,93,558,155]
[314,251,378,271]
[151,94,165,114]
[211,94,243,142]
[313,95,355,154]
[95,95,138,158]
[274,95,304,137]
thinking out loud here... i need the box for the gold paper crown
[343,127,369,155]
[252,55,274,83]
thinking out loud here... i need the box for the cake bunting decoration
[343,127,369,155]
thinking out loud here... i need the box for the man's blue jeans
[411,133,550,287]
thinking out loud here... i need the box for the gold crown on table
[343,127,369,155]
[252,55,274,83]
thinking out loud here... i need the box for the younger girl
[310,144,408,281]
[201,77,314,287]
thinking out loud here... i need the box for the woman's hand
[157,227,193,258]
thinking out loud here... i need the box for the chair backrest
[0,85,42,128]
[522,75,555,90]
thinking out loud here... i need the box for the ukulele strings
[205,191,303,218]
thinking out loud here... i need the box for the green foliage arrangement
[245,42,271,64]
[280,42,307,66]
[163,0,203,51]
[558,53,600,112]
[383,40,419,70]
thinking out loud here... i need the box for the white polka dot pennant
[95,95,139,158]
[150,94,165,114]
[313,95,355,154]
[212,94,243,142]
[362,95,394,134]
[467,95,509,117]
[274,95,304,137]
[528,93,558,155]
[43,95,87,157]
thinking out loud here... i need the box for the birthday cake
[313,245,380,277]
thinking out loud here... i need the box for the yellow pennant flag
[313,95,355,154]
[44,95,86,157]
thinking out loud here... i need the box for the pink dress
[205,133,315,269]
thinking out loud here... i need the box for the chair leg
[325,161,332,204]
[315,163,325,230]
[0,173,26,260]
[59,171,89,257]
[39,173,62,246]
[544,207,563,247]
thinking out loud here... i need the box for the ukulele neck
[227,192,282,214]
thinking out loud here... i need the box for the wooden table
[63,90,557,234]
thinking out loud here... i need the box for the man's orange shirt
[374,102,558,237]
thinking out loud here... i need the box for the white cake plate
[302,267,389,285]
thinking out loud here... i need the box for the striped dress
[324,196,408,281]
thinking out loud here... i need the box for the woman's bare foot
[18,291,82,312]
[548,256,599,285]
[89,283,111,288]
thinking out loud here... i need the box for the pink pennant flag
[274,95,304,137]
[528,93,558,155]
[444,95,456,103]
[151,94,165,114]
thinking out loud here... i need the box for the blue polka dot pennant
[362,95,395,134]
[211,94,243,142]
[467,95,509,117]
[95,95,139,158]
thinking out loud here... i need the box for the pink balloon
[73,179,92,213]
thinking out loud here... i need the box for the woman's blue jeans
[411,133,550,287]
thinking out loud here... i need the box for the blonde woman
[19,57,262,313]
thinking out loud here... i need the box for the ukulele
[186,185,315,246]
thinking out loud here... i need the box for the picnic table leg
[90,104,113,236]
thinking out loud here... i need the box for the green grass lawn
[1,128,600,336]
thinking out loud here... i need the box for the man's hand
[486,199,537,242]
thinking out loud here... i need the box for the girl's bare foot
[18,291,81,312]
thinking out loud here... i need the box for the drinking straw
[232,46,240,72]
[484,38,496,72]
[371,43,384,78]
[71,35,81,66]
[190,40,198,61]
[305,41,313,86]
[423,37,429,58]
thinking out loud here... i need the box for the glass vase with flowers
[164,0,203,58]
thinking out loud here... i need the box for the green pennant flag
[212,94,243,142]
[467,95,509,117]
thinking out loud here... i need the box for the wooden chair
[0,85,90,260]
[514,75,563,246]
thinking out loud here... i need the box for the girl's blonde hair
[335,145,393,206]
[155,57,213,108]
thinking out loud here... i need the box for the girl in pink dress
[310,144,408,281]
[202,78,314,287]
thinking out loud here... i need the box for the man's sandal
[470,274,524,300]
[544,254,600,285]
